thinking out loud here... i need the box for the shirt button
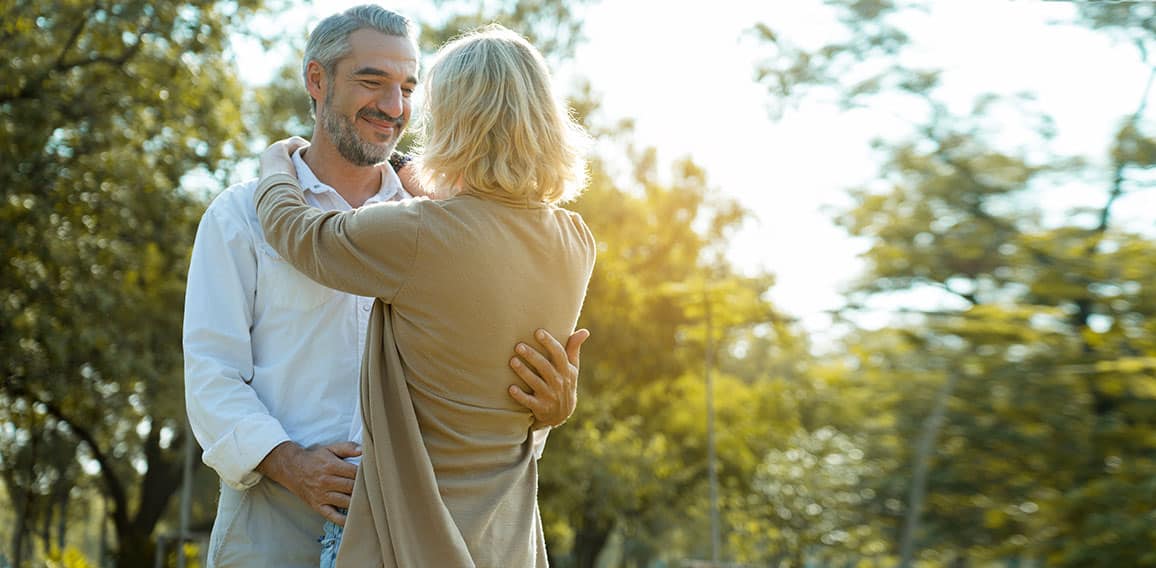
[361,303,371,312]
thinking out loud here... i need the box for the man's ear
[305,60,328,106]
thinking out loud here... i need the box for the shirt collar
[292,147,411,204]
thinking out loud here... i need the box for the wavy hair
[416,25,589,204]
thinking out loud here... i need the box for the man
[183,6,586,567]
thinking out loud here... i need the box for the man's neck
[301,134,382,209]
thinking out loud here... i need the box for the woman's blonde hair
[416,25,589,204]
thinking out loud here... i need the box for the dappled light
[3,1,1155,567]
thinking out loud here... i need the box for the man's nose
[377,86,404,120]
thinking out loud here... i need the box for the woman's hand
[260,136,310,179]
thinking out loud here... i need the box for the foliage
[44,546,97,568]
[730,427,888,565]
[419,0,590,60]
[1,0,263,565]
[752,1,1156,565]
[11,1,1156,567]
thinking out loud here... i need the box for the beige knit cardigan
[255,173,595,567]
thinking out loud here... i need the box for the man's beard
[321,104,401,167]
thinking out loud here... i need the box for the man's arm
[183,199,360,526]
[183,200,291,489]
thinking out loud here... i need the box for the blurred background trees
[2,1,263,566]
[3,0,1155,566]
[749,0,1156,565]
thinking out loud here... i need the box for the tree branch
[934,280,978,306]
[130,425,184,535]
[52,3,96,70]
[930,144,1064,274]
[0,2,154,105]
[0,379,130,535]
[1093,64,1156,248]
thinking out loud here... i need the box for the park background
[3,0,1156,566]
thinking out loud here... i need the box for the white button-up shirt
[183,150,408,490]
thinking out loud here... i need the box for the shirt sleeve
[183,200,291,490]
[531,427,550,460]
[254,173,421,301]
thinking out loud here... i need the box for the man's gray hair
[302,5,418,113]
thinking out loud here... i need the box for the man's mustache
[359,109,403,127]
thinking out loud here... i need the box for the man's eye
[402,88,415,97]
[360,81,381,88]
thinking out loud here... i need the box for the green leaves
[750,1,1156,565]
[2,0,264,564]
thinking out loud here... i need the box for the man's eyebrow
[352,66,418,85]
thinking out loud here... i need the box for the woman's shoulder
[554,205,592,235]
[548,206,596,262]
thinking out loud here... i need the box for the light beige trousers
[206,480,325,568]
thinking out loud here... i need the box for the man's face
[317,29,419,167]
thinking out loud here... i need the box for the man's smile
[360,114,398,137]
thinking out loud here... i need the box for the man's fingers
[565,328,590,367]
[321,474,355,497]
[319,504,347,527]
[514,344,558,388]
[534,329,569,372]
[326,441,363,460]
[330,461,358,481]
[510,354,549,392]
[508,385,543,413]
[326,491,352,510]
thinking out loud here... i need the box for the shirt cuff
[201,416,291,491]
[532,427,550,460]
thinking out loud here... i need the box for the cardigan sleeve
[254,172,421,302]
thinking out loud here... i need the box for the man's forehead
[344,28,419,73]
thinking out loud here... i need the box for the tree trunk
[10,428,39,568]
[623,538,655,568]
[112,427,184,568]
[114,530,158,568]
[899,368,962,568]
[572,504,613,568]
[40,490,52,557]
[10,482,29,568]
[56,481,70,551]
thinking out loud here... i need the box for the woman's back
[389,194,594,565]
[254,183,595,566]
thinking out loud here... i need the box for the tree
[1,1,263,565]
[526,134,798,566]
[753,1,1156,565]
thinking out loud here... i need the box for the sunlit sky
[235,1,1156,344]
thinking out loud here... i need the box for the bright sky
[235,0,1155,345]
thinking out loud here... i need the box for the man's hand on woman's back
[508,329,589,429]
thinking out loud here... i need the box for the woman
[254,25,594,567]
